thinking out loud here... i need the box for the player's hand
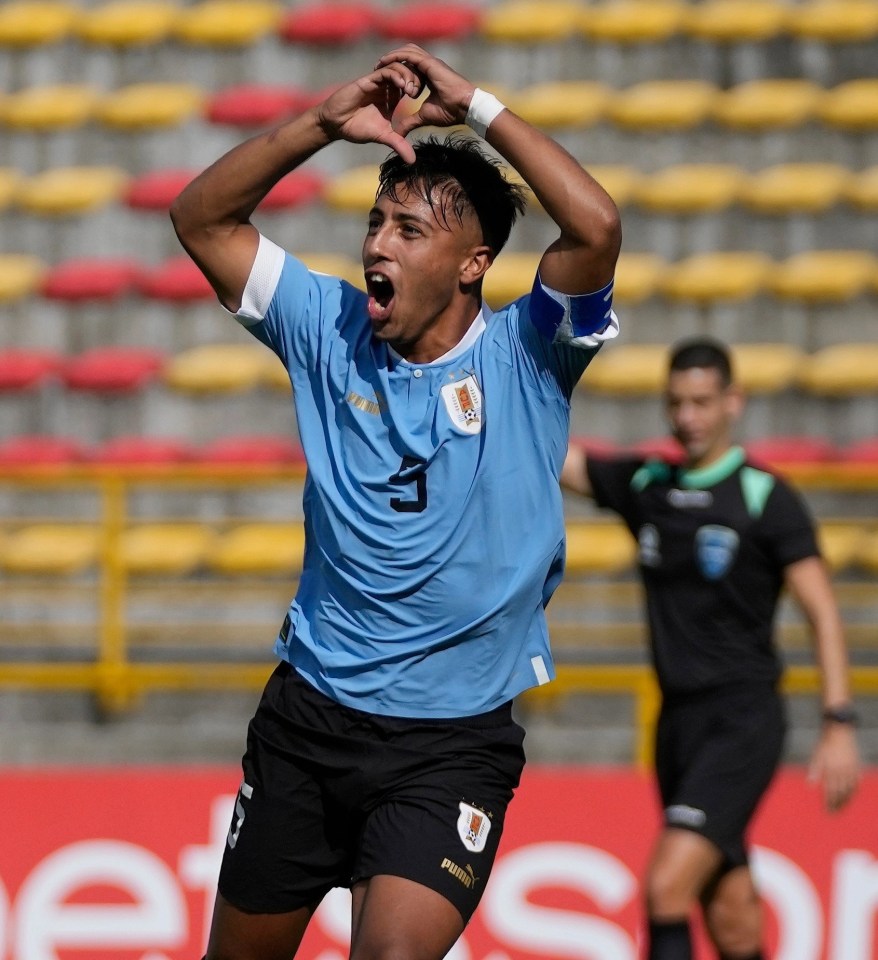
[315,61,424,163]
[376,44,476,138]
[808,723,860,812]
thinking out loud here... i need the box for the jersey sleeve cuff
[222,233,286,327]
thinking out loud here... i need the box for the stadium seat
[376,3,482,42]
[163,343,274,394]
[567,435,620,457]
[633,164,744,214]
[0,254,47,303]
[507,82,610,129]
[612,252,667,305]
[843,165,878,211]
[125,169,198,211]
[196,435,305,464]
[711,80,823,131]
[577,344,667,395]
[481,0,583,42]
[0,434,86,464]
[565,521,636,575]
[659,251,771,303]
[0,348,61,391]
[745,435,837,465]
[481,251,541,307]
[14,167,129,217]
[1,524,101,575]
[72,1,178,47]
[260,171,325,212]
[607,80,717,130]
[208,522,306,575]
[95,83,204,130]
[137,257,215,303]
[171,1,281,47]
[797,343,878,395]
[728,343,805,394]
[41,258,143,302]
[816,79,878,132]
[120,523,216,575]
[738,163,848,215]
[323,165,381,213]
[296,252,365,288]
[0,1,77,47]
[60,347,165,393]
[627,436,684,461]
[278,2,377,45]
[682,0,789,43]
[857,529,878,575]
[89,435,196,464]
[788,0,878,44]
[581,0,685,45]
[838,437,878,463]
[768,250,876,303]
[0,168,22,210]
[816,521,868,573]
[586,165,643,208]
[205,85,305,128]
[0,84,98,131]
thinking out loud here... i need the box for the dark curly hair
[377,133,527,255]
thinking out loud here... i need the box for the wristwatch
[821,705,860,726]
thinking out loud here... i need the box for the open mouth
[365,272,395,322]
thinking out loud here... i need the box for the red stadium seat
[41,258,142,302]
[197,435,306,464]
[627,436,685,462]
[138,257,215,303]
[568,436,620,457]
[89,435,196,464]
[0,434,87,464]
[279,2,377,44]
[60,347,165,393]
[205,85,306,127]
[745,436,838,465]
[838,438,878,463]
[125,169,198,211]
[376,2,482,41]
[0,349,61,390]
[260,170,325,211]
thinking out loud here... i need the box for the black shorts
[654,683,786,869]
[218,662,526,921]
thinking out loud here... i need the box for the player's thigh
[204,892,315,960]
[350,875,465,960]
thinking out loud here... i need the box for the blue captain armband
[529,274,618,347]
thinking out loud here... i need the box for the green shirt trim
[678,446,747,489]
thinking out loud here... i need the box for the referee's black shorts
[654,682,786,870]
[218,662,526,921]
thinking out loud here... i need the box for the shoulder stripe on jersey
[631,459,672,492]
[740,466,776,519]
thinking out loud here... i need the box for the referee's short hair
[669,336,733,388]
[377,133,527,255]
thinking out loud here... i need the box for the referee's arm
[560,443,592,498]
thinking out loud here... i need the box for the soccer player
[562,337,860,960]
[171,44,621,960]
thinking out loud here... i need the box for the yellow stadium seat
[738,163,848,215]
[0,254,46,302]
[481,1,584,42]
[578,343,667,395]
[768,250,876,303]
[817,80,878,132]
[507,82,610,129]
[323,165,380,214]
[797,343,878,395]
[120,523,216,575]
[96,83,204,130]
[612,252,666,304]
[586,165,643,208]
[565,521,636,574]
[15,167,129,216]
[817,521,868,572]
[729,342,805,394]
[607,80,717,130]
[857,529,878,575]
[73,1,178,47]
[261,357,293,392]
[296,252,365,289]
[843,165,878,210]
[659,251,771,303]
[788,0,878,43]
[0,168,23,210]
[582,0,685,44]
[0,85,98,131]
[633,163,744,214]
[172,0,282,46]
[711,79,823,131]
[682,0,789,42]
[482,251,541,307]
[0,1,76,46]
[163,343,273,394]
[209,522,306,576]
[2,524,101,575]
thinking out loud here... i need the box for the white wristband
[465,88,505,139]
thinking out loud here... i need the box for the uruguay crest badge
[441,375,483,435]
[457,802,491,852]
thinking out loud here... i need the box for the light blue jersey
[234,236,618,718]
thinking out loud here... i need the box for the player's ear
[725,383,745,421]
[460,245,493,285]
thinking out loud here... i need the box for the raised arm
[169,58,423,312]
[784,556,860,812]
[382,45,622,295]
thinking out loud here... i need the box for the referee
[562,337,860,960]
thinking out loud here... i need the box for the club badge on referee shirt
[457,802,491,852]
[441,375,483,435]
